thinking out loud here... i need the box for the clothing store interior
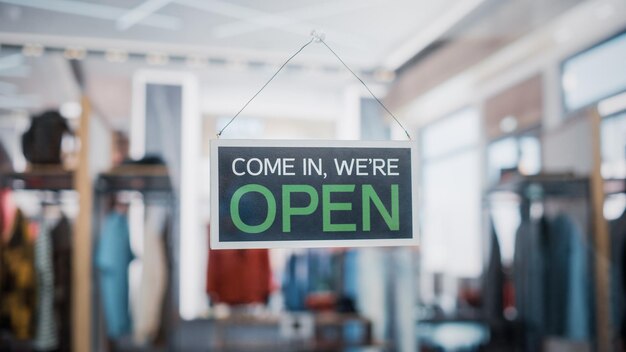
[1,0,626,351]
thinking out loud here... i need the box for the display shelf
[0,170,74,190]
[95,170,171,193]
[488,174,590,198]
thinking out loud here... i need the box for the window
[485,130,541,265]
[486,131,541,185]
[420,108,482,278]
[360,98,390,140]
[601,112,626,179]
[561,30,626,112]
[601,112,626,221]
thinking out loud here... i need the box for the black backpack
[21,110,71,164]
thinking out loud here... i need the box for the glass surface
[422,109,479,160]
[487,137,518,183]
[421,109,482,278]
[421,150,482,277]
[486,133,541,185]
[600,112,626,179]
[562,31,626,111]
[519,135,541,176]
[360,98,390,140]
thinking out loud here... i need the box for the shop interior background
[1,0,626,351]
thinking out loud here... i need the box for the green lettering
[322,184,356,232]
[282,185,319,232]
[230,184,276,233]
[362,184,399,231]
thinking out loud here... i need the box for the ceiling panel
[0,0,462,68]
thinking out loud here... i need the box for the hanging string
[217,37,314,138]
[217,33,411,140]
[317,37,411,140]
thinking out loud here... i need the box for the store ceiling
[0,0,589,124]
[0,0,469,69]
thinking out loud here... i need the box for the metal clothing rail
[0,171,74,191]
[95,172,172,194]
[487,174,590,199]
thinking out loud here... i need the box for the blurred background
[0,0,625,351]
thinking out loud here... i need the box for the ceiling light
[22,43,44,57]
[105,49,128,63]
[226,60,247,71]
[185,55,208,68]
[374,70,396,82]
[64,47,87,60]
[499,115,518,133]
[146,52,169,65]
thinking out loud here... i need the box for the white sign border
[210,139,419,249]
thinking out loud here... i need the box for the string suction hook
[310,30,326,43]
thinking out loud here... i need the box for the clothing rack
[488,174,590,199]
[0,170,74,191]
[486,173,613,351]
[0,170,75,352]
[95,172,172,194]
[91,170,175,352]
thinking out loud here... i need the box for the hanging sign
[210,140,418,249]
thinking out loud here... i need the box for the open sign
[210,140,418,249]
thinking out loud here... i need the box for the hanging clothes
[513,212,592,349]
[282,253,308,311]
[545,214,590,340]
[281,250,342,312]
[0,209,37,340]
[482,222,504,322]
[33,216,58,351]
[0,188,16,241]
[307,249,333,293]
[133,205,169,345]
[343,250,359,301]
[95,211,134,339]
[513,217,545,350]
[206,247,271,305]
[51,215,72,352]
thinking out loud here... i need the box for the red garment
[206,248,271,305]
[1,188,16,242]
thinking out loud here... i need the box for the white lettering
[373,159,386,176]
[356,158,368,176]
[247,158,263,176]
[283,158,295,176]
[334,159,354,175]
[264,158,281,176]
[388,158,399,176]
[309,158,322,175]
[232,158,245,176]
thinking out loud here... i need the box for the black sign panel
[210,140,418,249]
